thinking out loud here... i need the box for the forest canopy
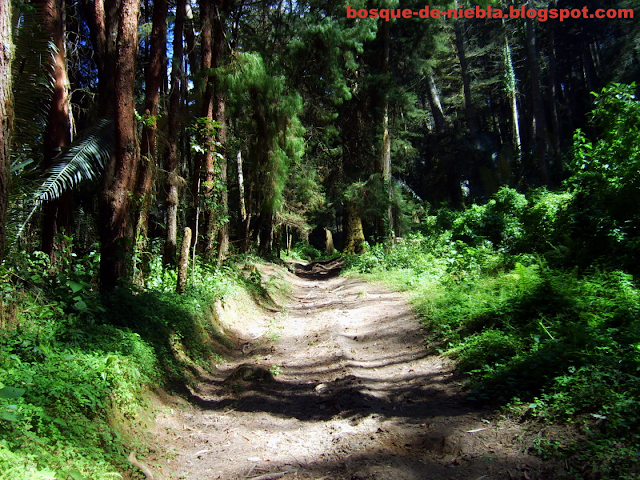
[0,0,638,276]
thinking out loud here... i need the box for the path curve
[149,260,557,480]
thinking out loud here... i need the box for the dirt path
[148,260,557,480]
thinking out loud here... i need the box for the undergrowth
[345,196,640,479]
[343,85,640,479]
[0,244,267,480]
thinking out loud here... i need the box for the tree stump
[176,227,192,293]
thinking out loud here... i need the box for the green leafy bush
[0,319,155,478]
[451,186,527,251]
[345,142,640,477]
[0,246,245,478]
[562,83,640,273]
[287,243,323,261]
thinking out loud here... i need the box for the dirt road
[149,260,558,480]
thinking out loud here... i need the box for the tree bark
[184,0,200,87]
[503,34,521,158]
[194,0,215,257]
[215,97,229,266]
[202,0,229,260]
[454,19,477,142]
[98,0,140,291]
[426,74,445,132]
[176,227,192,293]
[164,0,186,266]
[213,1,229,266]
[547,22,561,165]
[376,16,393,241]
[0,0,13,264]
[342,202,365,255]
[325,228,335,255]
[39,0,73,261]
[83,0,120,116]
[526,16,549,185]
[236,149,246,222]
[242,181,253,253]
[134,0,167,279]
[258,211,274,257]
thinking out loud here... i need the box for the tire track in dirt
[149,260,559,480]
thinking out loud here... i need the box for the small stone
[315,383,329,393]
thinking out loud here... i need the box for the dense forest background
[0,0,637,278]
[0,0,639,478]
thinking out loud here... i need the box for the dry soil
[145,259,561,480]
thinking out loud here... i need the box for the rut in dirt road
[152,260,559,480]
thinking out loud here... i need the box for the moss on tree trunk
[343,202,365,255]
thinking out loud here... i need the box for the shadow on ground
[161,259,562,480]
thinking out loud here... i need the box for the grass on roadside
[344,229,640,479]
[0,248,272,480]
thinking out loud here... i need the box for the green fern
[36,119,114,202]
[16,120,115,238]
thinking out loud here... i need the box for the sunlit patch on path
[150,261,559,480]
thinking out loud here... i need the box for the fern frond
[16,119,115,239]
[36,119,115,202]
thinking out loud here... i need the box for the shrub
[345,195,640,477]
[0,246,242,478]
[451,187,527,251]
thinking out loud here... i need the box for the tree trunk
[426,74,445,132]
[215,97,229,266]
[195,0,215,257]
[83,0,120,117]
[39,0,73,262]
[164,0,186,266]
[581,42,598,94]
[343,202,365,255]
[381,21,393,240]
[133,0,167,280]
[258,212,274,257]
[0,0,13,264]
[503,34,521,158]
[213,0,229,265]
[184,0,200,86]
[526,16,549,185]
[325,228,335,255]
[236,149,246,222]
[98,0,140,291]
[176,227,192,293]
[548,23,561,165]
[203,0,228,260]
[454,19,477,142]
[375,15,392,242]
[242,181,253,253]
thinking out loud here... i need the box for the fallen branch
[247,473,287,480]
[128,451,155,480]
[466,428,488,433]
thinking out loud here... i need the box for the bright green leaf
[0,387,26,399]
[67,470,89,480]
[73,299,88,311]
[67,280,84,293]
[0,411,23,422]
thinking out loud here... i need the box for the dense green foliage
[347,227,640,479]
[345,85,640,479]
[0,243,273,479]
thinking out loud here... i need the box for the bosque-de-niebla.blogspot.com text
[346,5,634,22]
